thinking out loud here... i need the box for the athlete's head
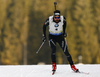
[53,10,60,23]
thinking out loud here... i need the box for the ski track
[0,64,100,77]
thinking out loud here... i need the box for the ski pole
[64,38,67,52]
[36,40,46,54]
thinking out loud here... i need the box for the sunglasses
[54,17,60,19]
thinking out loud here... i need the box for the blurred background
[0,0,100,65]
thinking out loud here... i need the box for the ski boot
[71,64,79,72]
[52,62,56,75]
[52,62,56,71]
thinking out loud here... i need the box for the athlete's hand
[42,34,46,42]
[63,33,67,38]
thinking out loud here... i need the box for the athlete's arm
[43,18,49,37]
[63,17,66,34]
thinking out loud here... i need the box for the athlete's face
[54,16,60,23]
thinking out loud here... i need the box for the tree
[72,0,99,64]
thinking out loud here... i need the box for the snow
[0,64,100,77]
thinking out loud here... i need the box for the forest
[0,0,100,65]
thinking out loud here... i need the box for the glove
[42,34,46,42]
[63,33,67,38]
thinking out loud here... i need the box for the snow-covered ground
[0,64,100,77]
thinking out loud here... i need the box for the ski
[78,71,89,75]
[52,70,56,75]
[74,70,89,75]
[52,70,89,75]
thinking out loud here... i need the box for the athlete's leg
[58,36,79,72]
[58,37,74,65]
[49,39,56,63]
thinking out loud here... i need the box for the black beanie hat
[54,10,60,16]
